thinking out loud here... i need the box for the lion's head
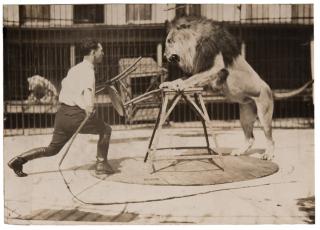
[27,75,58,103]
[164,16,241,75]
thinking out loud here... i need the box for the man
[8,38,114,177]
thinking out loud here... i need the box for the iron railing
[3,4,314,136]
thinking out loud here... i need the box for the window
[126,4,152,22]
[175,4,201,18]
[19,5,50,24]
[73,5,104,24]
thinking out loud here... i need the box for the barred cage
[3,4,314,136]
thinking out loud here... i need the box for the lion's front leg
[159,78,186,91]
[209,68,229,91]
[160,53,227,91]
[183,53,226,88]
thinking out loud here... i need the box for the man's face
[93,43,104,64]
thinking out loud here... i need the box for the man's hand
[85,106,94,117]
[83,88,94,117]
[159,78,186,91]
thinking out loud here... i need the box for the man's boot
[95,134,114,175]
[8,147,47,177]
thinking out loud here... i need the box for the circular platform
[92,155,279,186]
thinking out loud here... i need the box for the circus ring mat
[70,149,279,186]
[55,148,279,204]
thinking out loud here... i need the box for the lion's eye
[167,38,173,44]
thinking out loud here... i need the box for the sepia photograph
[2,1,316,225]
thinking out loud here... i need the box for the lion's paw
[230,149,244,156]
[261,152,274,161]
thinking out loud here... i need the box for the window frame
[175,4,201,18]
[73,4,104,24]
[19,5,50,25]
[126,4,153,24]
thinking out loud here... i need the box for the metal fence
[3,4,314,136]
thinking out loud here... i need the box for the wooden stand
[144,88,224,173]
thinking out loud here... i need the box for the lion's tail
[273,80,314,100]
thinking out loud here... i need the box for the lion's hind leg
[256,86,275,160]
[231,102,257,156]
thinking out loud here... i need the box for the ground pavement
[3,126,315,224]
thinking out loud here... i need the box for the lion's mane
[169,16,241,74]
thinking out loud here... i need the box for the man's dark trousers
[8,103,112,176]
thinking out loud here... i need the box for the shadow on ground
[296,196,315,224]
[19,208,139,222]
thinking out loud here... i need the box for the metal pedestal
[144,88,224,173]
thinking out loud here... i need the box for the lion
[27,75,58,104]
[161,16,313,160]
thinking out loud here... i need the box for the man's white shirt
[59,60,95,110]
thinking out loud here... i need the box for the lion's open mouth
[167,54,180,63]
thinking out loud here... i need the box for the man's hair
[80,38,99,56]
